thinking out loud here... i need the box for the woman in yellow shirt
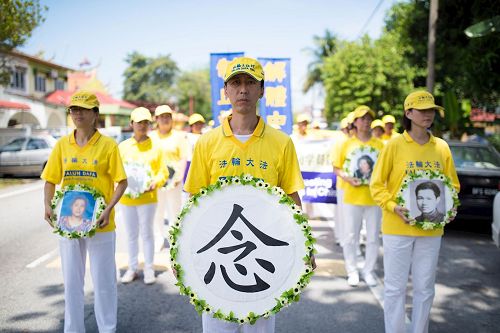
[370,91,459,333]
[333,106,384,287]
[42,91,128,333]
[118,107,168,285]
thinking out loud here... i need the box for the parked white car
[0,135,57,176]
[492,192,500,248]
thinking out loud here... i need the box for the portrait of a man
[412,181,445,223]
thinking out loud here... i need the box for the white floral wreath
[169,173,316,324]
[396,169,459,230]
[342,145,379,185]
[50,183,106,238]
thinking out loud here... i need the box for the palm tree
[303,30,338,93]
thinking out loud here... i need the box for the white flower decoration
[243,174,253,181]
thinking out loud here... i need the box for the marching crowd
[41,57,459,333]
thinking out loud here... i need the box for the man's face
[224,73,263,114]
[416,188,440,214]
[156,113,173,132]
[385,122,394,133]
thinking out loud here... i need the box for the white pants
[59,232,117,333]
[334,189,345,245]
[202,313,275,333]
[383,235,442,333]
[154,183,183,237]
[342,204,381,275]
[120,203,157,271]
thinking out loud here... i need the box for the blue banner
[210,52,244,127]
[257,58,293,135]
[301,171,337,204]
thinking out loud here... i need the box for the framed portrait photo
[342,146,380,184]
[123,161,153,199]
[51,184,106,238]
[396,170,459,230]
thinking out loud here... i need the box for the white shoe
[121,270,137,284]
[363,273,378,287]
[347,272,359,287]
[144,269,156,285]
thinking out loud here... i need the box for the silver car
[0,135,57,176]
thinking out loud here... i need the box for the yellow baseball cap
[382,114,396,124]
[404,91,444,112]
[296,113,311,124]
[188,113,205,125]
[224,57,265,82]
[68,90,99,109]
[340,117,349,129]
[371,119,384,129]
[155,105,173,116]
[131,107,152,122]
[353,105,375,120]
[346,111,356,124]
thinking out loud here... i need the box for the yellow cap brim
[68,102,96,110]
[224,70,263,83]
[355,109,375,120]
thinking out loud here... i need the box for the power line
[358,0,385,38]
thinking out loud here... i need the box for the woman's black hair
[402,113,412,131]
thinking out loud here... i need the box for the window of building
[10,67,26,90]
[55,79,65,90]
[35,74,46,92]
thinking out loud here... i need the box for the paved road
[0,181,498,332]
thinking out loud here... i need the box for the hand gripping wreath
[169,174,316,324]
[50,183,106,239]
[396,169,459,230]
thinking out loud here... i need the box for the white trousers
[383,235,442,333]
[334,189,345,245]
[120,203,157,271]
[202,313,275,333]
[154,183,183,238]
[342,204,381,275]
[59,232,117,333]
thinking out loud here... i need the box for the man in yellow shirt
[149,105,189,250]
[42,91,128,332]
[184,57,307,333]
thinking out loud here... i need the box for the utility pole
[426,0,439,93]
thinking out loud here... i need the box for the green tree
[385,0,500,106]
[322,35,414,122]
[173,68,212,120]
[0,0,47,84]
[303,30,338,93]
[122,51,179,103]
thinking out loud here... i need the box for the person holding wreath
[370,91,460,333]
[333,105,384,287]
[118,107,169,285]
[184,56,312,333]
[42,90,128,333]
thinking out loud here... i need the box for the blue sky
[22,0,398,112]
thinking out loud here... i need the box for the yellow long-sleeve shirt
[370,131,460,236]
[118,137,169,206]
